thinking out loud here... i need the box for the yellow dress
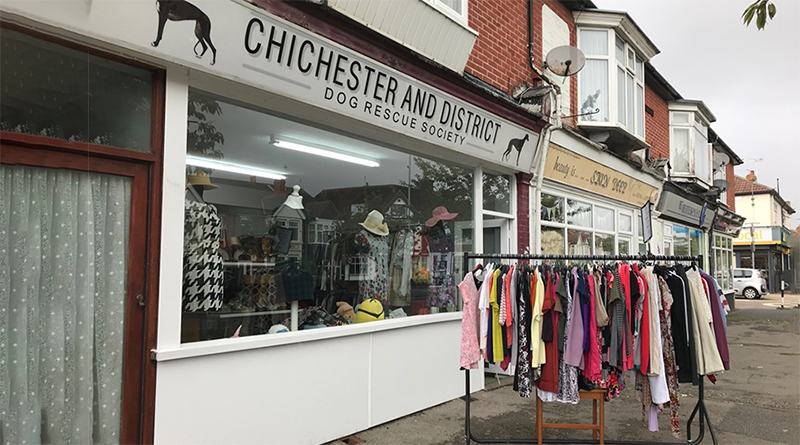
[491,268,504,363]
[530,269,547,368]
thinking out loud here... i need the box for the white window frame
[539,188,636,256]
[713,234,734,291]
[577,28,646,142]
[669,106,712,185]
[425,0,469,27]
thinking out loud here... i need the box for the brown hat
[425,206,459,227]
[187,170,218,190]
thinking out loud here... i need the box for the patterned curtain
[0,165,129,444]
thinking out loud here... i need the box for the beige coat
[686,269,724,375]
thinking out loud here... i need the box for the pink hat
[425,206,459,227]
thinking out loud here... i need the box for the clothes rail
[461,252,716,445]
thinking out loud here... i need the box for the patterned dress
[355,230,390,302]
[183,199,224,312]
[557,270,579,404]
[658,276,681,437]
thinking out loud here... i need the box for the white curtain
[0,165,129,444]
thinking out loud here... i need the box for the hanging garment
[531,268,547,368]
[479,264,495,352]
[564,269,585,369]
[608,266,627,369]
[685,268,724,376]
[594,269,610,327]
[537,268,560,397]
[458,271,481,370]
[355,230,390,303]
[388,230,414,306]
[584,269,602,381]
[510,265,520,372]
[700,271,731,370]
[490,268,504,363]
[662,265,699,385]
[658,275,682,438]
[644,267,669,405]
[557,269,579,404]
[515,267,534,397]
[183,199,224,312]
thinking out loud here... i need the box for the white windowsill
[152,311,462,362]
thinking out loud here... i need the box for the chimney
[745,170,757,182]
[274,179,286,193]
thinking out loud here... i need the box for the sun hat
[358,210,389,236]
[187,170,218,190]
[425,206,459,227]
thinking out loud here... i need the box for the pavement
[334,294,800,445]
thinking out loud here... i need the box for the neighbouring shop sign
[712,208,746,237]
[0,0,539,171]
[733,226,781,245]
[657,191,713,229]
[543,143,658,207]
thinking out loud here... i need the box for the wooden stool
[536,389,605,445]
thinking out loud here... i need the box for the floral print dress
[355,230,390,302]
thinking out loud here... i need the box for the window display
[540,192,632,256]
[181,89,477,342]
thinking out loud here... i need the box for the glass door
[0,144,150,444]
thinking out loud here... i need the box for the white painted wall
[153,318,482,444]
[541,5,571,115]
[735,193,772,226]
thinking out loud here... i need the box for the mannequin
[424,206,458,312]
[183,171,224,312]
[355,210,390,303]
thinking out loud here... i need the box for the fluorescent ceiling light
[186,156,286,180]
[272,139,379,168]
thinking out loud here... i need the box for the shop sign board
[656,191,714,229]
[0,0,539,171]
[733,226,786,246]
[543,143,658,207]
[712,208,746,237]
[640,201,653,243]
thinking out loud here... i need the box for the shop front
[654,184,715,269]
[710,207,745,300]
[734,226,792,293]
[0,1,547,443]
[535,131,661,257]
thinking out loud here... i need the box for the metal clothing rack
[461,252,717,445]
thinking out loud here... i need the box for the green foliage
[743,0,777,30]
[187,92,225,160]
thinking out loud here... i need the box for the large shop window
[540,192,632,256]
[0,28,153,151]
[181,89,476,342]
[673,224,704,258]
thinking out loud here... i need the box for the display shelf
[217,309,291,319]
[222,261,276,267]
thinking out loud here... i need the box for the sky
[597,0,800,228]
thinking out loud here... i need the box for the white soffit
[328,0,478,73]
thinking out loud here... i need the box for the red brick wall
[644,83,669,159]
[726,163,736,211]
[516,172,533,253]
[465,0,576,117]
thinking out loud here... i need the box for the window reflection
[181,90,475,342]
[567,199,592,227]
[568,229,592,255]
[541,226,565,255]
[595,233,615,255]
[541,193,564,223]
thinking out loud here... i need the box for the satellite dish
[545,46,586,77]
[713,179,730,192]
[712,151,730,170]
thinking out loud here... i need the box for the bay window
[669,102,715,186]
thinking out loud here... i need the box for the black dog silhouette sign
[152,0,217,65]
[502,134,530,166]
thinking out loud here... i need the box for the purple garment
[577,271,591,353]
[564,269,585,369]
[700,271,731,370]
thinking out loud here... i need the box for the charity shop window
[180,89,477,343]
[0,28,153,151]
[540,191,631,256]
[669,106,712,184]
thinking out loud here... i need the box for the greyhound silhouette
[502,134,529,166]
[152,0,217,65]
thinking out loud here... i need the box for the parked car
[733,268,768,299]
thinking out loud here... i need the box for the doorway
[0,143,151,444]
